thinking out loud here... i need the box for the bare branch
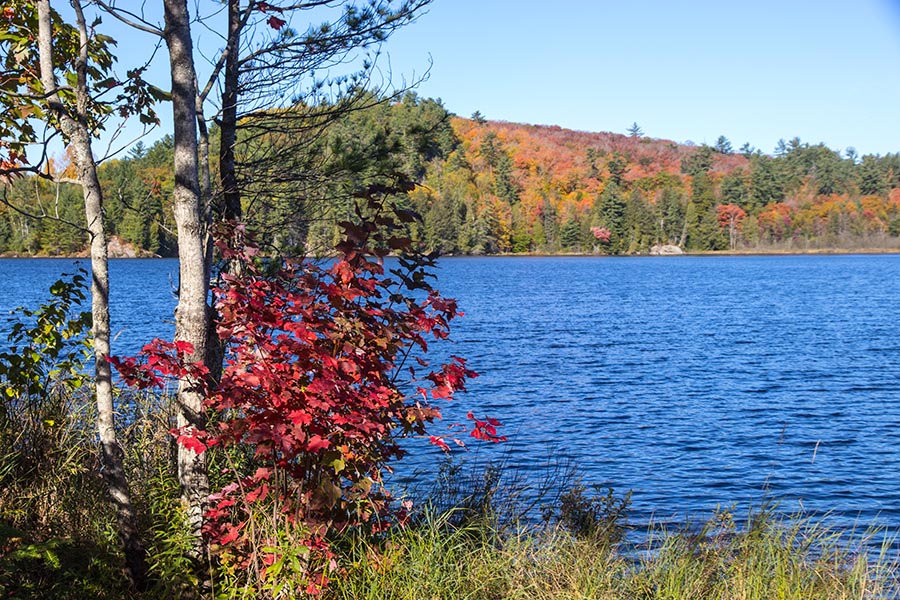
[197,2,254,103]
[0,181,89,236]
[0,85,74,101]
[91,0,164,36]
[97,121,158,163]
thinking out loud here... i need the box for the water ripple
[404,255,900,531]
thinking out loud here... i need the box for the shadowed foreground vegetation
[3,452,899,600]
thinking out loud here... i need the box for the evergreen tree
[714,135,733,154]
[750,154,786,209]
[479,131,501,172]
[809,145,844,196]
[540,197,560,252]
[586,147,601,179]
[607,152,629,186]
[494,151,519,204]
[627,122,644,138]
[774,138,789,157]
[721,169,751,208]
[596,182,626,254]
[685,172,723,250]
[681,144,714,176]
[560,216,582,251]
[858,155,889,196]
[425,193,460,254]
[658,186,687,245]
[509,204,532,252]
[885,154,900,188]
[624,187,655,252]
[40,183,83,255]
[128,141,147,160]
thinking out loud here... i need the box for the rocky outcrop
[649,244,684,255]
[107,236,157,258]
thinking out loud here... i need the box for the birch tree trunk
[163,0,211,552]
[35,0,147,587]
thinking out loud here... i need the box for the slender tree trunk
[194,0,243,386]
[219,0,241,222]
[197,105,212,229]
[163,0,210,552]
[195,101,225,384]
[36,0,147,587]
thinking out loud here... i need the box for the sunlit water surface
[3,255,899,538]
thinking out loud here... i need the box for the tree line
[3,103,900,257]
[412,119,900,254]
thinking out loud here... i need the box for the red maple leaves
[110,189,505,590]
[591,226,612,242]
[256,1,286,30]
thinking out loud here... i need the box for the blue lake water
[2,255,900,535]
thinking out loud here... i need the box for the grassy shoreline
[328,508,900,600]
[3,501,898,599]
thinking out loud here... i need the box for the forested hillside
[3,94,899,256]
[411,117,900,254]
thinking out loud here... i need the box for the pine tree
[681,145,714,176]
[750,154,786,209]
[596,182,626,254]
[858,155,889,196]
[685,173,724,250]
[658,186,687,245]
[721,170,751,208]
[624,187,655,252]
[560,217,582,251]
[607,152,629,186]
[714,135,733,154]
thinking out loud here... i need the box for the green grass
[325,508,899,600]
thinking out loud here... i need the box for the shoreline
[444,247,900,258]
[6,247,900,259]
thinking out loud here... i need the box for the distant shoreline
[447,247,900,258]
[5,247,900,260]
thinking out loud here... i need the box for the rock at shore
[107,236,156,258]
[649,244,684,255]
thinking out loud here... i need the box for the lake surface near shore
[2,255,899,536]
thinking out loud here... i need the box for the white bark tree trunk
[35,0,147,587]
[163,0,211,552]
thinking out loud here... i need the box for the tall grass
[328,506,899,600]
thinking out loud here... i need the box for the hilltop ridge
[1,95,898,256]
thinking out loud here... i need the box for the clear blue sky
[89,0,900,159]
[376,0,900,156]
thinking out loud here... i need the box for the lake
[2,255,899,535]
